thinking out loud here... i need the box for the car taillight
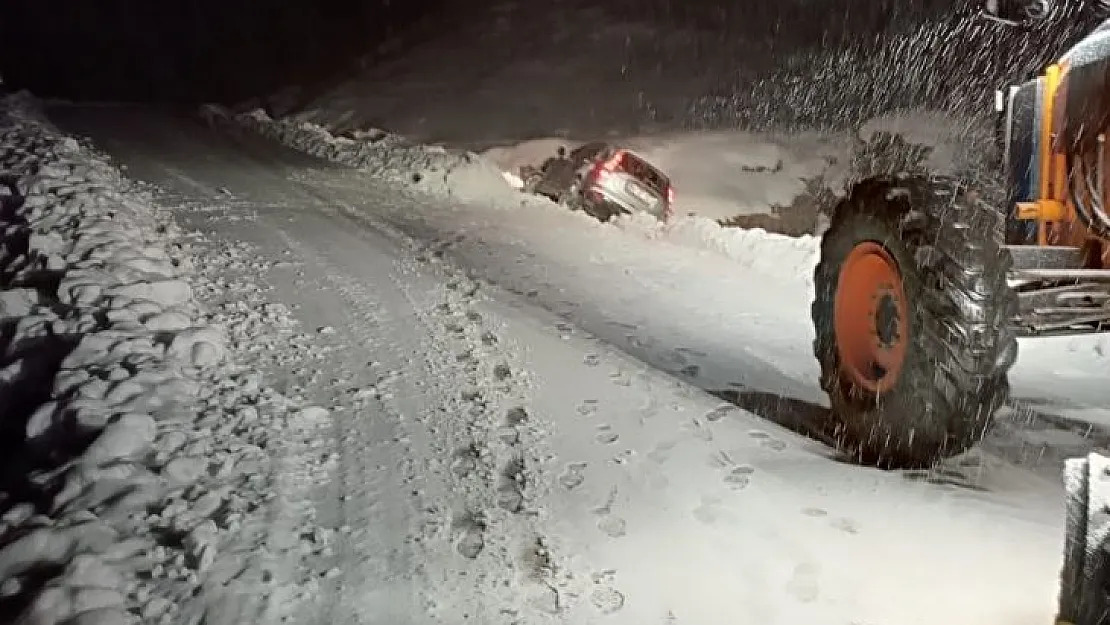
[591,151,623,177]
[666,185,675,204]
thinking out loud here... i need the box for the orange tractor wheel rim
[833,242,910,395]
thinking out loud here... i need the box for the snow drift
[199,105,513,205]
[0,95,328,625]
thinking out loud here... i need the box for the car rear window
[569,142,610,165]
[617,152,668,194]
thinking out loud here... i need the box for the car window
[617,153,668,194]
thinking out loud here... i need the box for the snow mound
[0,95,328,625]
[614,212,820,283]
[200,104,515,203]
[0,92,223,624]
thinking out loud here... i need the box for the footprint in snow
[590,587,626,614]
[597,515,627,538]
[453,514,486,560]
[685,418,713,442]
[786,562,820,603]
[724,465,755,490]
[457,529,484,559]
[505,406,529,425]
[497,457,526,514]
[647,440,677,464]
[748,429,787,451]
[493,363,512,381]
[450,444,480,478]
[609,370,632,387]
[497,426,520,445]
[558,463,587,490]
[675,346,707,357]
[679,364,701,378]
[832,517,860,534]
[705,405,739,423]
[577,400,599,417]
[595,426,619,445]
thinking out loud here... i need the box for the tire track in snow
[264,225,432,625]
[313,192,570,615]
[265,194,565,622]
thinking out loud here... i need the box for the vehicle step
[1005,245,1084,270]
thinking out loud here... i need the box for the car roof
[618,149,670,182]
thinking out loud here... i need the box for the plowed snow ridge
[0,93,330,624]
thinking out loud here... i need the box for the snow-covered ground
[32,100,1110,625]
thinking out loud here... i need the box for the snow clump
[0,93,327,625]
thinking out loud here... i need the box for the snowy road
[47,105,1100,625]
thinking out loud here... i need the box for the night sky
[0,0,1057,108]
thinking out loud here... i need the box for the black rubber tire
[1058,453,1110,625]
[811,175,1019,468]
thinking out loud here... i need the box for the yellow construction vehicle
[813,0,1110,467]
[810,1,1110,621]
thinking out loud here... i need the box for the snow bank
[0,95,326,625]
[0,92,220,625]
[200,105,515,204]
[613,212,821,284]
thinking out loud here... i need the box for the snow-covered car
[520,142,674,222]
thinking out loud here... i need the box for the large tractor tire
[811,175,1019,468]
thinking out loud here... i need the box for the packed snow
[29,100,1101,624]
